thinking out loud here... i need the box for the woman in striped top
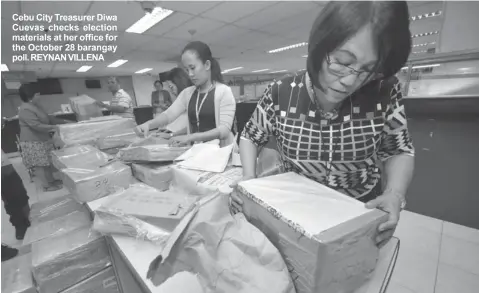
[232,1,415,246]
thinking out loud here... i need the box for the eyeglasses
[325,54,379,80]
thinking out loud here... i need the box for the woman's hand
[365,192,403,245]
[135,122,151,138]
[154,131,173,140]
[229,175,255,215]
[168,135,191,146]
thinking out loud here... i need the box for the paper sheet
[177,143,234,173]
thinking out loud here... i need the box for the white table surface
[87,195,398,293]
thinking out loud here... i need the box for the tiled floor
[2,156,479,292]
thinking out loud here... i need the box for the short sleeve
[116,91,132,108]
[240,84,276,147]
[377,81,415,161]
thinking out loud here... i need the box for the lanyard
[195,83,214,129]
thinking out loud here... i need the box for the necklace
[195,83,214,129]
[307,79,339,120]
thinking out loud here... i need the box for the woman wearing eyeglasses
[231,1,415,246]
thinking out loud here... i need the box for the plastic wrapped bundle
[32,227,111,293]
[69,95,103,121]
[95,131,139,150]
[1,253,36,293]
[171,165,242,195]
[51,145,111,170]
[238,173,388,293]
[57,118,137,147]
[131,163,173,191]
[29,196,87,225]
[61,266,119,293]
[97,183,199,232]
[23,210,92,245]
[61,161,133,203]
[118,144,190,162]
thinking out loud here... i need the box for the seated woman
[136,41,236,147]
[231,1,415,246]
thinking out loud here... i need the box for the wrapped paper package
[51,145,111,170]
[95,131,139,151]
[147,193,296,293]
[171,165,242,195]
[23,210,92,245]
[131,162,173,191]
[1,253,36,293]
[62,161,133,203]
[118,144,190,162]
[69,95,104,121]
[32,227,111,293]
[237,173,388,293]
[29,196,88,225]
[97,183,199,232]
[57,118,136,147]
[60,266,119,293]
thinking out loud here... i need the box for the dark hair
[182,41,223,83]
[154,80,162,88]
[307,1,411,88]
[18,83,37,102]
[167,67,193,94]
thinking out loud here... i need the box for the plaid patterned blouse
[241,73,415,199]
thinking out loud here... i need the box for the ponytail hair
[182,41,223,83]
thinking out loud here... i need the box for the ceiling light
[1,64,9,71]
[222,67,243,74]
[410,10,442,21]
[412,31,439,38]
[126,7,174,34]
[270,70,288,73]
[251,69,269,73]
[76,66,92,72]
[401,64,441,70]
[302,55,308,58]
[412,50,427,54]
[135,68,153,74]
[413,41,436,48]
[268,42,308,54]
[108,59,128,68]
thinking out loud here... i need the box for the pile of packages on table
[2,113,389,293]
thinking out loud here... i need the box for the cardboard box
[32,228,111,293]
[1,253,36,293]
[23,210,92,245]
[62,161,133,203]
[29,196,88,225]
[238,173,388,293]
[100,183,199,231]
[69,95,103,121]
[51,145,111,170]
[60,266,119,293]
[57,118,137,147]
[131,163,173,191]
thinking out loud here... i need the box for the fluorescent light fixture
[410,10,442,21]
[412,31,439,38]
[251,69,269,73]
[412,50,427,54]
[135,68,153,74]
[108,59,128,68]
[413,41,436,48]
[401,64,440,70]
[270,70,288,73]
[76,65,92,72]
[1,64,9,71]
[268,42,308,54]
[222,67,243,74]
[126,7,174,34]
[302,55,308,58]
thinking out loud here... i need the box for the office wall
[1,76,137,116]
[439,2,479,53]
[132,75,157,106]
